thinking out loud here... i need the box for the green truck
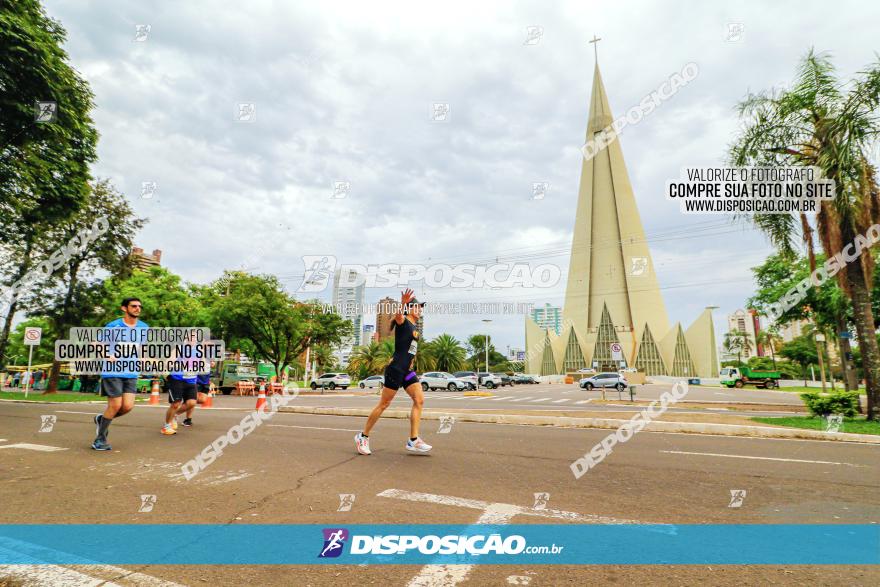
[719,366,781,389]
[213,362,258,394]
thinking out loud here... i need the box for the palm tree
[311,344,335,374]
[430,333,467,373]
[347,341,390,379]
[755,328,780,369]
[723,330,747,364]
[730,49,880,419]
[413,340,436,373]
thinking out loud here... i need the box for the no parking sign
[610,342,623,361]
[24,327,42,346]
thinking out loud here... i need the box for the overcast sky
[42,0,878,353]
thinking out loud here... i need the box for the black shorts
[101,377,138,397]
[197,383,211,393]
[383,365,419,390]
[168,378,198,404]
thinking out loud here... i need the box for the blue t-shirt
[101,318,149,379]
[170,372,197,384]
[196,373,210,385]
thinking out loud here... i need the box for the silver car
[310,372,351,390]
[358,375,384,389]
[420,372,469,391]
[579,372,628,391]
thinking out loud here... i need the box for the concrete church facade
[524,62,719,378]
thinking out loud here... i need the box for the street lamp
[482,319,492,374]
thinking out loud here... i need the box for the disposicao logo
[318,528,349,558]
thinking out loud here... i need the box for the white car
[358,375,384,389]
[310,372,351,390]
[477,372,503,389]
[420,372,469,391]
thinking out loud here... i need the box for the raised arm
[393,288,414,325]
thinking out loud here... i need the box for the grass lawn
[751,415,880,435]
[0,391,145,403]
[776,385,865,394]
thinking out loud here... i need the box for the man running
[355,288,431,455]
[92,297,149,451]
[162,369,198,435]
[184,363,213,427]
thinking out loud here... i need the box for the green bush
[800,391,860,417]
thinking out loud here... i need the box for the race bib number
[408,340,418,355]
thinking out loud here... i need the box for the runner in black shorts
[162,372,197,435]
[355,289,431,455]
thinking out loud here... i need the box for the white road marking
[508,397,534,402]
[54,410,98,415]
[268,424,361,432]
[378,488,646,524]
[380,488,652,587]
[575,399,593,405]
[489,396,514,401]
[530,398,552,403]
[0,443,67,452]
[0,539,184,587]
[0,564,122,586]
[551,399,570,404]
[659,450,864,467]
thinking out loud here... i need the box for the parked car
[477,372,503,389]
[579,372,628,391]
[497,374,514,387]
[311,372,351,390]
[358,375,384,389]
[421,372,469,391]
[453,371,478,390]
[577,368,597,375]
[513,374,539,384]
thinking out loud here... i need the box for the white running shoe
[354,433,371,455]
[406,437,432,453]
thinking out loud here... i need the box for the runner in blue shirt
[92,297,149,451]
[162,344,199,435]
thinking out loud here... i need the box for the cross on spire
[589,34,602,61]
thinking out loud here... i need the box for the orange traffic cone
[203,391,213,408]
[149,380,161,405]
[255,383,267,411]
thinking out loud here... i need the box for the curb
[277,405,880,444]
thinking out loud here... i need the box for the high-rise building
[375,296,423,342]
[375,296,396,341]
[524,57,718,377]
[531,304,563,336]
[361,324,375,346]
[726,309,761,359]
[332,268,365,366]
[130,247,162,271]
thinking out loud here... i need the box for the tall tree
[30,180,145,392]
[209,273,348,380]
[730,49,880,418]
[347,341,390,380]
[430,333,466,373]
[0,0,99,363]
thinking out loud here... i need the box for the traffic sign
[610,342,623,361]
[23,326,42,398]
[24,327,42,346]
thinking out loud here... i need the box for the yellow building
[525,61,718,378]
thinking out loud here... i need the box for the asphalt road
[259,381,806,418]
[0,400,877,586]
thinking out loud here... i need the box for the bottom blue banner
[0,525,876,565]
